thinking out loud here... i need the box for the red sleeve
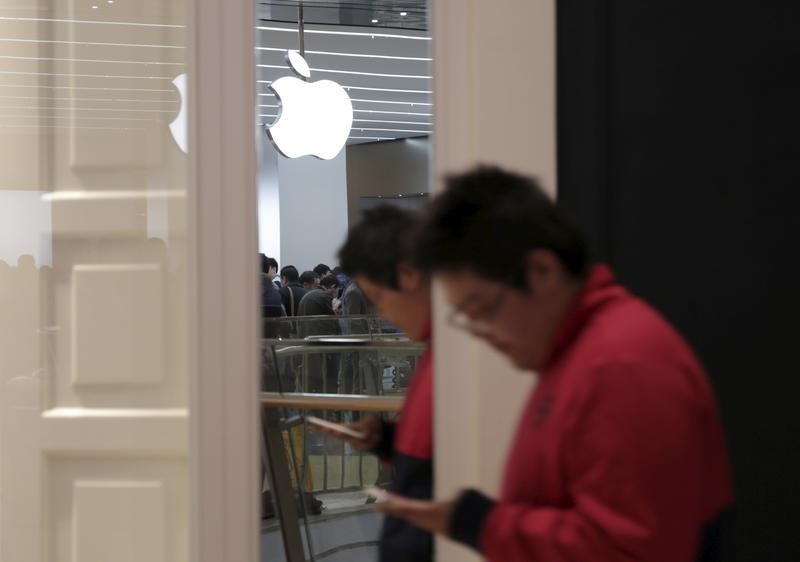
[451,360,730,562]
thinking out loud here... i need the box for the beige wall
[345,136,430,224]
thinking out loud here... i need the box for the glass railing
[260,327,424,562]
[261,407,396,562]
[263,314,404,341]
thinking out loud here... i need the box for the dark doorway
[557,2,800,561]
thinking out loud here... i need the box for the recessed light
[107,0,114,3]
[371,19,378,23]
[400,12,407,16]
[91,4,98,8]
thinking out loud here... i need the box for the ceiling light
[256,26,430,41]
[256,46,431,62]
[3,84,175,93]
[351,127,431,134]
[371,19,378,23]
[350,98,432,106]
[258,64,430,79]
[91,5,98,8]
[354,109,432,116]
[353,118,432,126]
[0,95,175,104]
[258,81,431,95]
[0,69,174,81]
[0,16,183,28]
[0,54,181,66]
[400,12,408,16]
[258,91,433,110]
[0,114,155,122]
[0,37,184,49]
[0,105,175,113]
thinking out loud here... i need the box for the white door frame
[431,1,556,561]
[188,0,260,561]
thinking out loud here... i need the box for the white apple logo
[169,73,188,154]
[267,50,353,160]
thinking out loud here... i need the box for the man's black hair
[415,165,588,290]
[260,254,269,275]
[313,263,331,277]
[280,265,299,283]
[331,266,343,276]
[319,274,340,289]
[299,270,318,285]
[338,204,418,290]
[266,256,278,272]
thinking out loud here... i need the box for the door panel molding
[188,0,259,561]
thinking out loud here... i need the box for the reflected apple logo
[170,73,188,154]
[267,51,353,160]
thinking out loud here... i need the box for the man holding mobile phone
[375,166,732,562]
[329,205,434,562]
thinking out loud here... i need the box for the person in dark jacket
[377,166,733,562]
[297,275,341,393]
[299,270,319,291]
[261,266,286,339]
[261,254,281,289]
[322,205,434,562]
[313,263,331,278]
[278,265,306,317]
[297,274,339,317]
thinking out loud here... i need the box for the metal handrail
[269,343,424,356]
[260,392,403,412]
[264,314,379,320]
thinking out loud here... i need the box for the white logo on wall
[267,51,353,160]
[170,73,188,153]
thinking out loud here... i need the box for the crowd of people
[260,256,374,324]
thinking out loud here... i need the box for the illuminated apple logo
[267,51,353,160]
[169,73,188,153]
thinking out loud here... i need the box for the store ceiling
[257,1,428,30]
[256,16,433,145]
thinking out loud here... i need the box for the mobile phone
[363,485,390,502]
[305,415,367,440]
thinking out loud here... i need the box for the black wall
[557,2,800,561]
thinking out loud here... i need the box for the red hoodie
[449,265,732,562]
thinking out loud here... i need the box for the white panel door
[0,0,192,560]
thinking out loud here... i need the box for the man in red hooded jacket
[377,166,732,562]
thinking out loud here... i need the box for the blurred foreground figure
[377,166,732,562]
[334,205,434,562]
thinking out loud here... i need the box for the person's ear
[396,263,423,292]
[524,249,563,295]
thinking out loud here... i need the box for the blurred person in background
[297,274,340,317]
[260,255,286,339]
[263,255,281,288]
[377,166,732,562]
[325,205,434,562]
[332,265,350,299]
[313,263,332,278]
[342,280,374,316]
[296,274,341,394]
[299,270,320,291]
[279,265,306,317]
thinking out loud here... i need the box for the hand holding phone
[306,415,367,440]
[363,485,390,503]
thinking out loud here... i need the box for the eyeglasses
[447,287,508,332]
